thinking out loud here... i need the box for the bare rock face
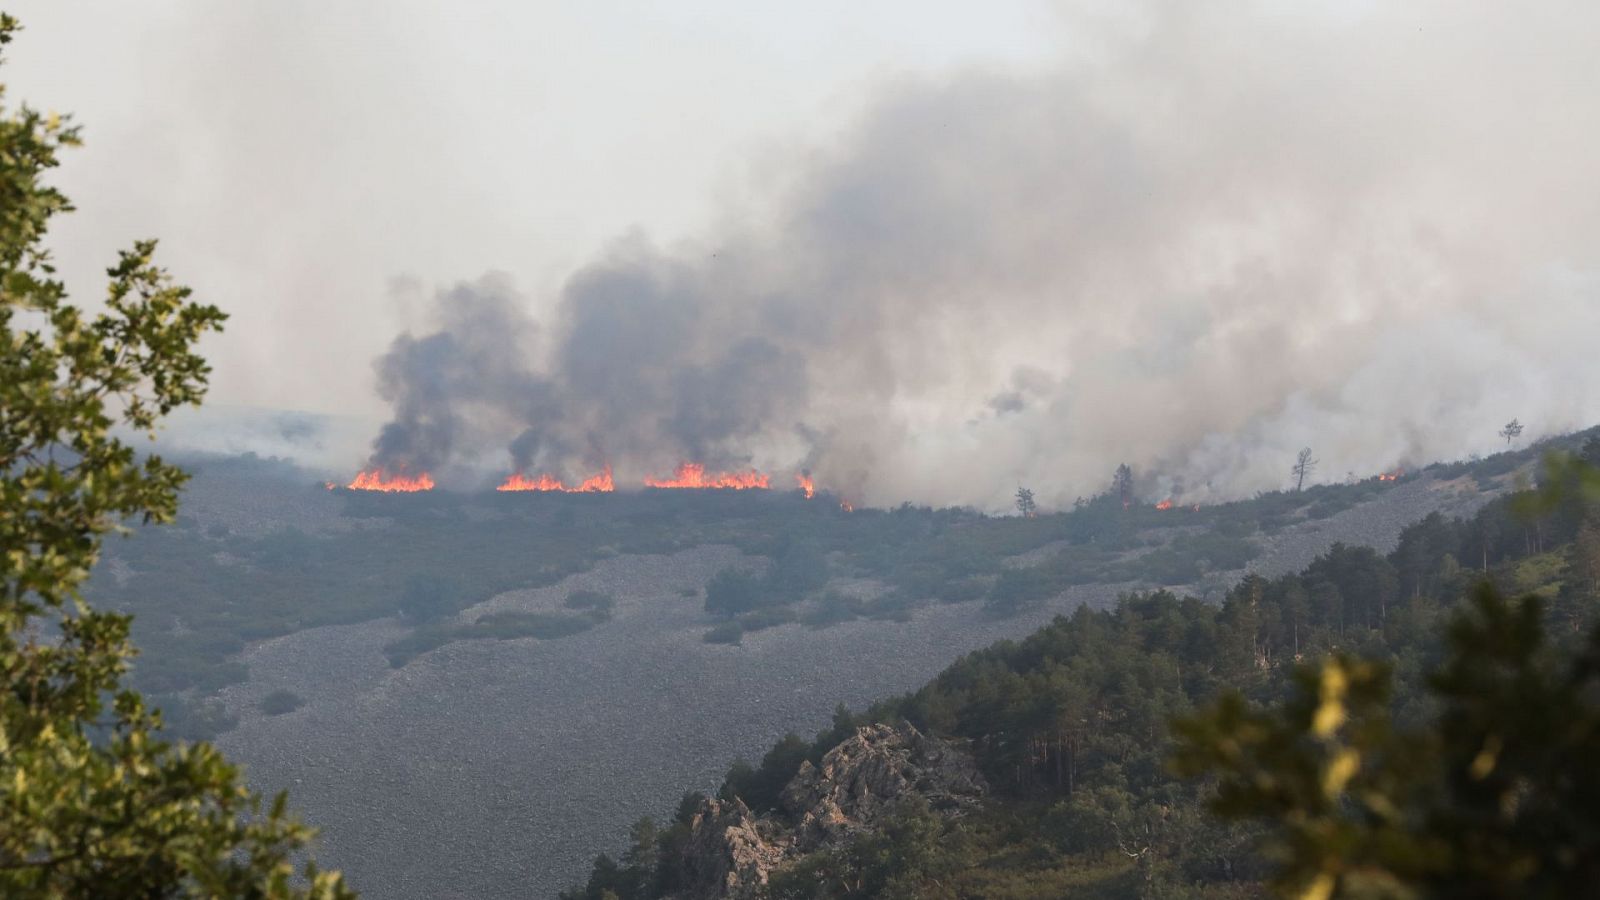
[675,796,788,900]
[782,722,987,848]
[668,722,985,898]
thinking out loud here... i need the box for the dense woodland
[564,440,1600,898]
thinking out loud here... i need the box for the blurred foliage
[1176,583,1600,899]
[0,15,348,896]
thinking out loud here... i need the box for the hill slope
[559,441,1600,898]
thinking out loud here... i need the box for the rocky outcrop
[674,796,789,900]
[782,722,987,848]
[667,722,986,898]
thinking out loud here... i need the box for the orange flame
[345,469,435,492]
[796,473,815,499]
[573,467,616,493]
[1155,499,1174,511]
[645,462,770,490]
[497,472,567,492]
[497,466,615,493]
[1377,469,1405,482]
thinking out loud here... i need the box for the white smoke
[368,1,1600,509]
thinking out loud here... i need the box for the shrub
[382,610,602,667]
[564,589,616,620]
[935,576,989,604]
[474,610,596,639]
[737,606,797,632]
[258,689,305,716]
[986,567,1054,616]
[802,590,865,628]
[398,572,462,623]
[705,569,767,618]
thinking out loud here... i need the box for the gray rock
[782,722,986,848]
[675,797,788,900]
[667,722,985,898]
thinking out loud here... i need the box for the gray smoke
[366,2,1600,508]
[368,251,811,485]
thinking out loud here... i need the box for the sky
[3,1,1058,414]
[6,3,1600,509]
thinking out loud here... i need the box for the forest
[563,441,1600,898]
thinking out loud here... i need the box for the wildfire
[344,469,435,492]
[645,462,770,490]
[1155,499,1174,511]
[573,467,616,492]
[497,472,566,492]
[840,500,854,513]
[497,466,615,493]
[1377,469,1405,482]
[796,473,815,499]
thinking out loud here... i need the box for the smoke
[365,2,1600,508]
[368,251,811,484]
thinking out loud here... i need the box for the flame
[497,466,615,493]
[796,473,815,499]
[345,468,435,492]
[1377,468,1405,482]
[840,500,854,513]
[497,472,567,492]
[645,462,770,490]
[573,467,616,493]
[1155,499,1174,511]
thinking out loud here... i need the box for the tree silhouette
[1015,486,1038,518]
[1113,464,1134,510]
[1292,447,1318,492]
[1500,418,1524,445]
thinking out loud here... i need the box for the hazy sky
[4,1,1058,414]
[7,3,1599,508]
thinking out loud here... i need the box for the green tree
[1572,522,1600,602]
[765,797,959,899]
[1173,584,1600,899]
[0,17,349,897]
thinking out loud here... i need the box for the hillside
[81,433,1584,896]
[559,440,1600,898]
